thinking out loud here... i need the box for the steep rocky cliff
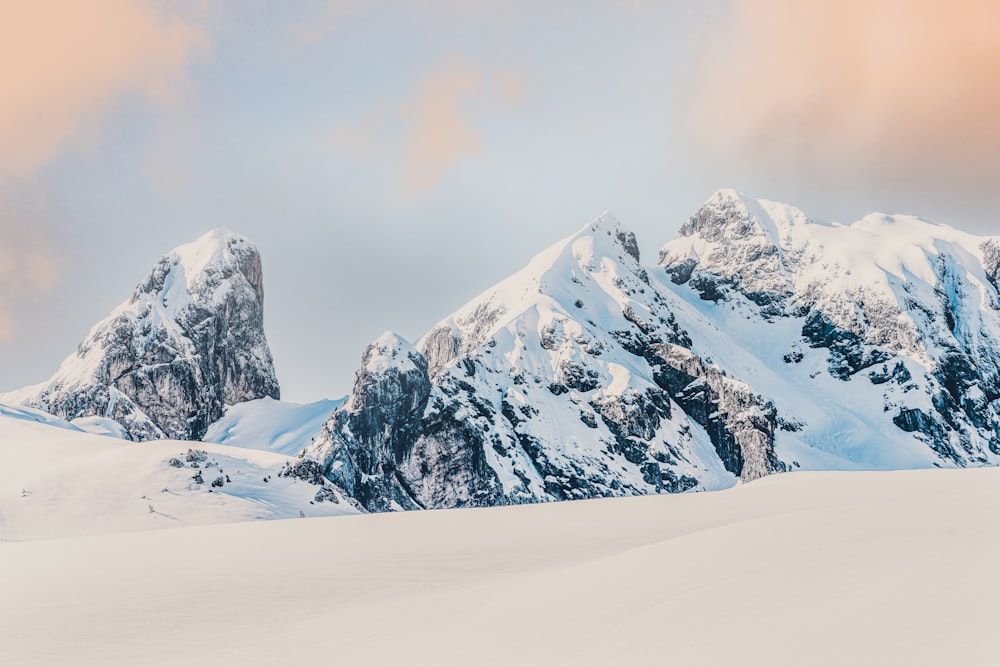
[1,229,280,441]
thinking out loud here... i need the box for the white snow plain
[3,463,999,666]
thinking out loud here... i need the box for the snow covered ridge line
[0,228,280,441]
[299,192,1000,512]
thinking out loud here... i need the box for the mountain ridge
[298,190,1000,510]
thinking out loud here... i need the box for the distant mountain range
[6,190,1000,513]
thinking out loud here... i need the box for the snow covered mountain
[303,213,778,511]
[659,190,1000,468]
[1,229,280,441]
[300,192,1000,510]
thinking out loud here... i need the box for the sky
[2,0,1000,403]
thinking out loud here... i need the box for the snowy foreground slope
[4,467,999,666]
[0,413,356,541]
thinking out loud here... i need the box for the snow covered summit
[1,228,280,441]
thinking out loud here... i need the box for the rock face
[1,229,280,441]
[303,192,1000,512]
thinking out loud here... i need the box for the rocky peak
[417,211,649,379]
[658,190,800,304]
[676,189,756,240]
[349,333,432,422]
[135,228,264,307]
[1,229,280,441]
[587,211,640,262]
[299,210,775,512]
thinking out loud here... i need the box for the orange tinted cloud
[687,0,1000,193]
[328,61,525,197]
[494,70,526,109]
[0,0,207,180]
[0,224,59,341]
[287,0,369,46]
[325,103,390,161]
[402,62,484,197]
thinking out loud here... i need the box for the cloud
[328,61,525,197]
[493,70,526,109]
[686,0,1000,198]
[0,219,59,342]
[286,0,369,47]
[325,103,391,162]
[401,62,484,197]
[287,0,513,47]
[0,0,207,181]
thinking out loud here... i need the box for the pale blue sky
[3,1,999,402]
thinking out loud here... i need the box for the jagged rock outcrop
[1,229,279,441]
[307,333,506,511]
[646,343,784,482]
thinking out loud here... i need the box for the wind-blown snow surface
[3,467,999,666]
[0,414,356,541]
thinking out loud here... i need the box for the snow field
[3,467,998,666]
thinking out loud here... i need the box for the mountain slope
[1,229,280,441]
[203,396,343,456]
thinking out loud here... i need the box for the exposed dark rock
[281,459,327,485]
[306,335,506,512]
[313,486,339,503]
[870,362,911,385]
[801,311,892,380]
[646,343,784,481]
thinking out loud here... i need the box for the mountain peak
[146,228,263,307]
[574,211,640,263]
[587,210,620,232]
[362,332,421,376]
[2,228,279,441]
